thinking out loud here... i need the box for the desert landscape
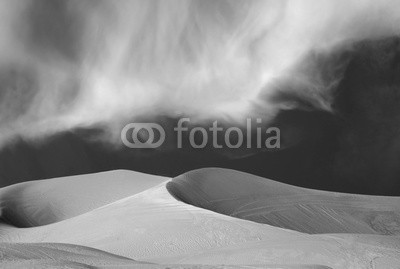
[0,168,399,268]
[1,1,400,268]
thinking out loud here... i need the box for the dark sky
[1,37,400,196]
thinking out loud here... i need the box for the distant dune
[0,170,168,227]
[168,168,400,235]
[0,169,399,268]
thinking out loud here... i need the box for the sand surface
[0,168,399,268]
[168,168,400,234]
[0,243,331,269]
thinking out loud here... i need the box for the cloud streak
[1,0,400,145]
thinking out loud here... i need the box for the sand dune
[168,168,400,234]
[0,170,168,227]
[0,169,399,268]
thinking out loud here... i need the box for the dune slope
[167,168,400,234]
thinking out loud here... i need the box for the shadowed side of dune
[167,168,400,235]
